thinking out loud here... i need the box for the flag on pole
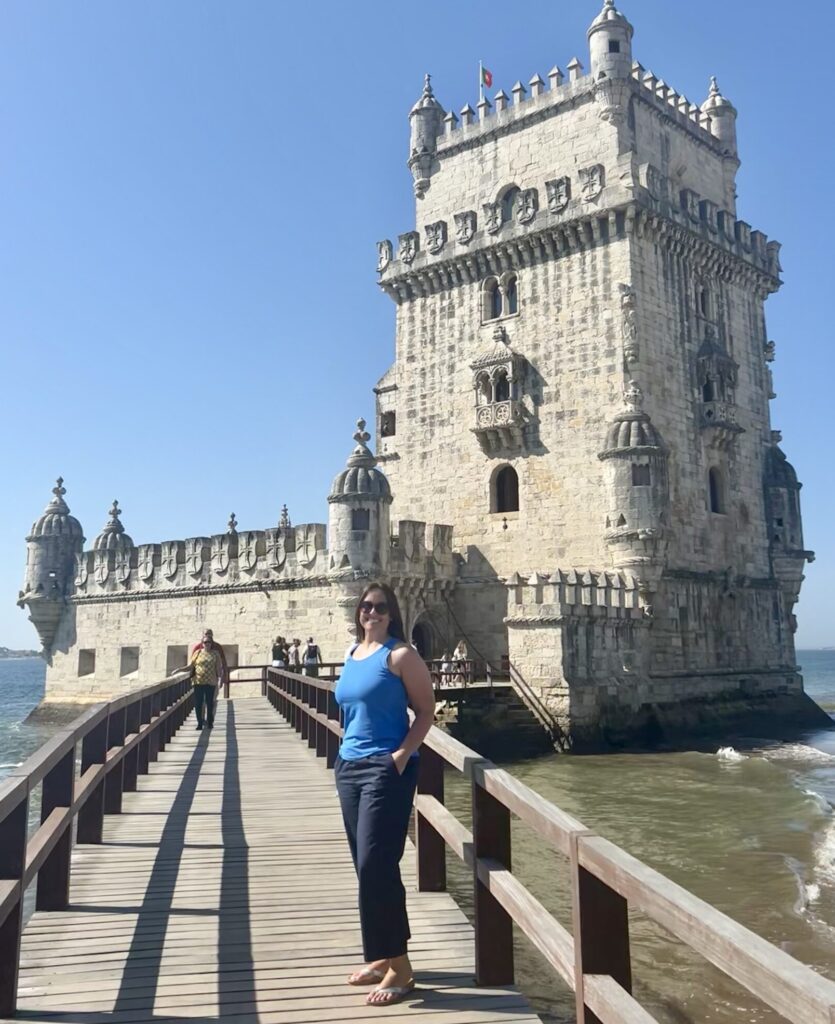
[481,64,493,89]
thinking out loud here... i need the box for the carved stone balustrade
[473,400,525,451]
[700,401,743,449]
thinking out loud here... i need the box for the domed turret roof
[588,0,633,36]
[29,478,84,541]
[600,382,665,455]
[329,419,392,502]
[92,500,134,552]
[410,74,444,116]
[765,437,800,490]
[701,76,735,115]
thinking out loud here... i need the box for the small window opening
[476,374,491,405]
[351,508,370,531]
[702,378,715,402]
[609,39,621,53]
[494,466,519,514]
[775,517,784,527]
[632,463,651,486]
[699,288,709,317]
[491,285,503,320]
[494,373,511,402]
[505,276,518,314]
[120,646,140,677]
[501,186,520,225]
[78,649,96,677]
[166,645,189,675]
[708,468,724,514]
[380,411,396,437]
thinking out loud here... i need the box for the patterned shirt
[192,647,222,687]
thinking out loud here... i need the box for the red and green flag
[480,63,493,89]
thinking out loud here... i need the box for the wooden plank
[12,697,543,1024]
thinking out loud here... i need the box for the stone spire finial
[101,500,125,536]
[46,477,70,514]
[624,380,644,412]
[227,512,238,534]
[279,504,291,529]
[346,417,377,470]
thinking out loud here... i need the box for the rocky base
[24,701,99,726]
[569,689,834,753]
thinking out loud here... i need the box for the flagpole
[479,60,484,104]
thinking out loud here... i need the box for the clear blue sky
[1,1,832,651]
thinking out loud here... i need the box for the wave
[716,746,746,762]
[760,743,835,766]
[0,762,21,769]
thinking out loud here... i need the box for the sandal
[366,980,416,1006]
[348,966,386,986]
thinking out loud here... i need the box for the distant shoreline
[0,649,40,660]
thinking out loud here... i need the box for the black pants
[334,753,418,962]
[193,685,216,728]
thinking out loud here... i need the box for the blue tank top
[335,637,411,760]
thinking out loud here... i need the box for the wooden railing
[264,665,835,1024]
[222,663,342,698]
[0,674,192,1016]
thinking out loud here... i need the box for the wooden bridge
[2,671,835,1024]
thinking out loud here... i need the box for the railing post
[300,679,310,742]
[77,715,108,844]
[325,691,339,768]
[472,771,514,985]
[0,790,28,1016]
[570,833,632,1024]
[307,682,317,750]
[122,698,141,793]
[416,746,446,892]
[36,746,75,911]
[224,671,230,700]
[315,685,327,757]
[149,690,163,761]
[104,706,126,815]
[261,667,267,698]
[137,695,151,776]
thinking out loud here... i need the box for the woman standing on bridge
[334,582,435,1007]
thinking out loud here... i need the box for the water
[4,652,835,1021]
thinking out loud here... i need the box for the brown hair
[354,582,406,643]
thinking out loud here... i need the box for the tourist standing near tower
[189,633,224,730]
[334,583,435,1006]
[302,636,323,677]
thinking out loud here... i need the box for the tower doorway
[411,620,432,659]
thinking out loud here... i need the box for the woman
[271,635,287,668]
[334,582,435,1007]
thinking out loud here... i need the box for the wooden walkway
[8,697,542,1024]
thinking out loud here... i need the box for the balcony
[472,400,525,452]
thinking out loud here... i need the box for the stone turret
[92,500,133,553]
[18,479,85,651]
[327,418,392,575]
[764,431,814,623]
[409,74,444,199]
[587,0,634,80]
[701,76,737,156]
[598,382,669,598]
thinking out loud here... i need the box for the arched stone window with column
[470,325,525,452]
[491,464,520,514]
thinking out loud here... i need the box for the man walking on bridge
[189,631,225,730]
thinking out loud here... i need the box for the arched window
[708,467,724,514]
[482,278,501,321]
[494,465,519,513]
[501,186,520,225]
[475,373,491,405]
[505,275,518,314]
[494,371,511,402]
[702,377,715,402]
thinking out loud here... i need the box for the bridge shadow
[17,702,258,1024]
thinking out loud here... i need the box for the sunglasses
[359,600,390,616]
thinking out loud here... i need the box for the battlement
[388,520,456,578]
[505,569,645,623]
[629,63,714,138]
[72,522,329,597]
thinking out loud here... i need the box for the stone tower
[373,0,821,746]
[19,479,85,651]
